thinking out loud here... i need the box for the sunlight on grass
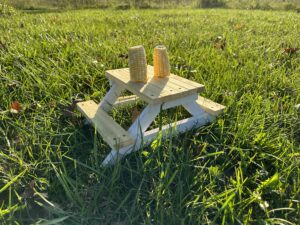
[0,8,299,224]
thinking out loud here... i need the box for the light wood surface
[106,65,205,104]
[113,94,225,117]
[114,95,139,107]
[77,100,134,149]
[196,96,226,116]
[102,112,214,166]
[99,83,124,112]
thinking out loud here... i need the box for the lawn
[0,8,299,224]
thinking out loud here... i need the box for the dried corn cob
[153,45,170,78]
[128,45,148,83]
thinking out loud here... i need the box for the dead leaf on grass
[283,47,299,55]
[10,101,22,114]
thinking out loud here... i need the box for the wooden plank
[106,69,169,103]
[128,104,161,137]
[77,100,134,149]
[161,93,198,110]
[101,112,214,166]
[146,65,204,92]
[170,74,204,89]
[105,77,154,103]
[183,101,205,116]
[168,75,205,92]
[105,65,205,104]
[114,94,198,111]
[99,82,123,112]
[143,113,213,144]
[146,66,190,93]
[147,77,186,94]
[116,68,178,98]
[114,95,139,107]
[107,73,185,104]
[196,96,226,116]
[146,65,205,93]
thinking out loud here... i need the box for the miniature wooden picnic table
[77,65,225,166]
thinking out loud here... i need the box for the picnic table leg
[102,97,223,166]
[182,101,205,116]
[99,82,124,112]
[182,100,214,124]
[128,104,161,137]
[102,104,161,166]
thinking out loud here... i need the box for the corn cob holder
[153,45,170,78]
[128,45,148,83]
[77,44,226,166]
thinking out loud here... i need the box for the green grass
[0,8,299,224]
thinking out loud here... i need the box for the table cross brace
[100,82,213,166]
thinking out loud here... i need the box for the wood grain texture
[114,95,139,107]
[99,82,123,112]
[106,65,205,104]
[77,100,134,149]
[143,112,213,143]
[196,96,226,116]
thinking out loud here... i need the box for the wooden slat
[106,69,169,102]
[168,75,204,92]
[119,69,173,98]
[102,112,214,166]
[146,66,204,93]
[98,83,123,112]
[106,78,154,103]
[114,95,139,107]
[146,66,190,93]
[196,96,226,116]
[170,74,204,89]
[162,93,198,110]
[106,65,205,104]
[77,100,134,149]
[143,113,213,143]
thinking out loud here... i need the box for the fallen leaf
[10,101,22,114]
[283,47,299,55]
